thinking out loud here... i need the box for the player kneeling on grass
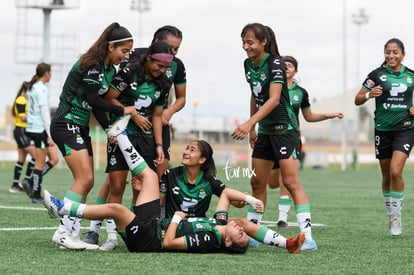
[43,160,304,253]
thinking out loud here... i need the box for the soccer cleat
[99,238,118,251]
[106,114,131,137]
[286,232,305,253]
[277,220,289,230]
[82,231,99,245]
[31,197,43,204]
[389,214,402,236]
[9,183,24,193]
[22,180,34,198]
[43,190,64,218]
[300,239,318,251]
[52,230,87,250]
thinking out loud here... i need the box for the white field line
[0,205,327,230]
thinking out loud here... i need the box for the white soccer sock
[262,229,287,248]
[106,218,117,240]
[278,195,292,222]
[246,211,263,224]
[71,217,82,238]
[89,220,103,234]
[116,133,147,174]
[297,212,312,240]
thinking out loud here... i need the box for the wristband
[155,143,163,148]
[245,195,260,206]
[171,214,182,224]
[365,92,370,100]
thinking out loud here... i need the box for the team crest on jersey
[199,188,206,199]
[260,70,266,81]
[160,183,167,193]
[110,155,117,166]
[76,134,84,144]
[365,79,375,88]
[165,68,172,79]
[406,75,413,84]
[292,93,299,102]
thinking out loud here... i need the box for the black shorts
[121,199,162,252]
[161,124,171,160]
[272,133,303,169]
[50,119,92,157]
[375,128,414,159]
[253,130,301,162]
[106,135,156,172]
[26,130,49,149]
[13,126,33,149]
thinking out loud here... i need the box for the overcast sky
[2,0,414,124]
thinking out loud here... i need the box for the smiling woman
[48,22,137,251]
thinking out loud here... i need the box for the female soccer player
[50,22,136,250]
[82,41,173,250]
[25,63,59,203]
[268,56,343,230]
[43,160,305,253]
[160,139,250,219]
[354,38,414,237]
[231,23,316,251]
[9,81,36,193]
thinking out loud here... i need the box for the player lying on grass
[43,160,304,253]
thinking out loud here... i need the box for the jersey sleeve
[173,58,186,86]
[110,65,134,93]
[268,57,285,84]
[362,69,379,91]
[210,178,226,197]
[184,231,220,253]
[300,87,311,110]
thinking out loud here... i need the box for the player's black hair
[195,140,216,179]
[241,23,281,57]
[221,241,248,254]
[385,38,405,54]
[151,25,183,44]
[283,55,298,71]
[130,41,172,91]
[80,22,132,72]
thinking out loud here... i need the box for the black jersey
[157,217,223,253]
[362,64,414,131]
[244,53,298,134]
[289,82,311,125]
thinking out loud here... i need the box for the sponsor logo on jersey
[260,70,266,81]
[389,83,407,96]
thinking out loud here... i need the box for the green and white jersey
[129,48,186,109]
[244,53,298,134]
[110,63,168,136]
[289,82,311,126]
[160,166,226,218]
[157,217,223,252]
[362,64,414,131]
[54,60,116,126]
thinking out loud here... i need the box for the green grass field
[1,162,414,274]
